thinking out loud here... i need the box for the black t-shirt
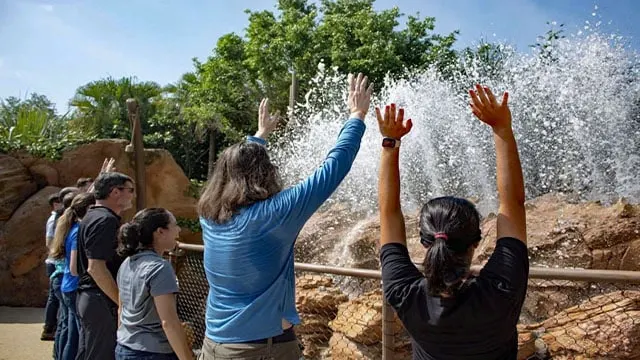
[381,237,529,360]
[76,206,123,299]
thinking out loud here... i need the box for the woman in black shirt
[376,85,528,360]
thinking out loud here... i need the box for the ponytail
[422,236,473,296]
[419,196,482,296]
[119,222,143,258]
[118,208,172,258]
[50,208,76,260]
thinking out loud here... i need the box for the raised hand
[100,157,116,174]
[375,103,413,140]
[255,98,280,139]
[347,73,374,120]
[469,84,512,131]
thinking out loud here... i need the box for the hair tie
[434,232,448,240]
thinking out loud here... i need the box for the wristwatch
[382,137,401,148]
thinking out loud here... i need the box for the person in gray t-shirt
[116,208,193,360]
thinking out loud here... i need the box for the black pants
[76,289,117,360]
[44,263,60,332]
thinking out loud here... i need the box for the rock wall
[0,140,199,306]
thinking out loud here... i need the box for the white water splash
[273,31,640,218]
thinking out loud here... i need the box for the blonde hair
[50,193,96,260]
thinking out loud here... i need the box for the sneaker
[40,329,55,341]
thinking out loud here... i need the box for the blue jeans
[52,274,67,359]
[44,263,60,332]
[115,344,179,360]
[61,291,79,360]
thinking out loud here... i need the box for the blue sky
[0,0,638,113]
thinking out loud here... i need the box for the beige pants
[198,336,302,360]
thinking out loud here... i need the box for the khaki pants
[198,336,302,360]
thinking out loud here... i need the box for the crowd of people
[41,73,528,360]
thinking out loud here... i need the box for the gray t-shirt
[117,250,179,353]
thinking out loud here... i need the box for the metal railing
[168,243,640,360]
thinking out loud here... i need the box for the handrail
[172,242,640,283]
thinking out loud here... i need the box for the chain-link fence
[167,244,640,360]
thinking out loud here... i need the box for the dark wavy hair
[197,141,283,223]
[419,196,482,296]
[118,208,172,258]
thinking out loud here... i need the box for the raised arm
[377,104,413,247]
[265,73,374,228]
[469,85,526,243]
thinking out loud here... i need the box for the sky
[0,0,638,114]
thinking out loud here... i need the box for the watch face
[382,138,396,148]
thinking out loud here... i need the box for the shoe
[40,329,55,341]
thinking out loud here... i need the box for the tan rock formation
[329,289,404,346]
[0,155,37,220]
[295,275,348,359]
[296,277,349,316]
[28,164,60,187]
[531,290,640,359]
[0,186,60,306]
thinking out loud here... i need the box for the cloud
[40,4,53,12]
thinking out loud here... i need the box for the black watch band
[382,137,401,148]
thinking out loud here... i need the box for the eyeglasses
[117,187,135,194]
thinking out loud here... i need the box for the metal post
[381,300,395,360]
[126,98,146,211]
[289,70,298,121]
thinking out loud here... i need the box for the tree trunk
[207,128,217,179]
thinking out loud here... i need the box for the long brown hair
[50,193,96,260]
[198,141,282,223]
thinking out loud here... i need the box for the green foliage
[176,216,201,233]
[187,179,206,199]
[530,21,566,62]
[70,76,163,139]
[0,94,95,159]
[243,0,459,112]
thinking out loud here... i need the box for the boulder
[473,194,640,271]
[141,149,197,221]
[28,163,60,187]
[533,290,640,359]
[328,289,404,346]
[50,139,134,187]
[295,203,367,264]
[0,155,37,220]
[0,186,60,306]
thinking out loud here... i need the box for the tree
[145,77,209,179]
[530,21,566,62]
[185,34,259,177]
[243,0,459,114]
[69,76,162,139]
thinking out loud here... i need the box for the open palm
[469,84,511,130]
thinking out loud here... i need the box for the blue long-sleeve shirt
[200,118,365,342]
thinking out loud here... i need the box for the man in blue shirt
[197,73,373,359]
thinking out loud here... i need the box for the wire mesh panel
[168,246,640,359]
[171,249,209,352]
[517,279,640,359]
